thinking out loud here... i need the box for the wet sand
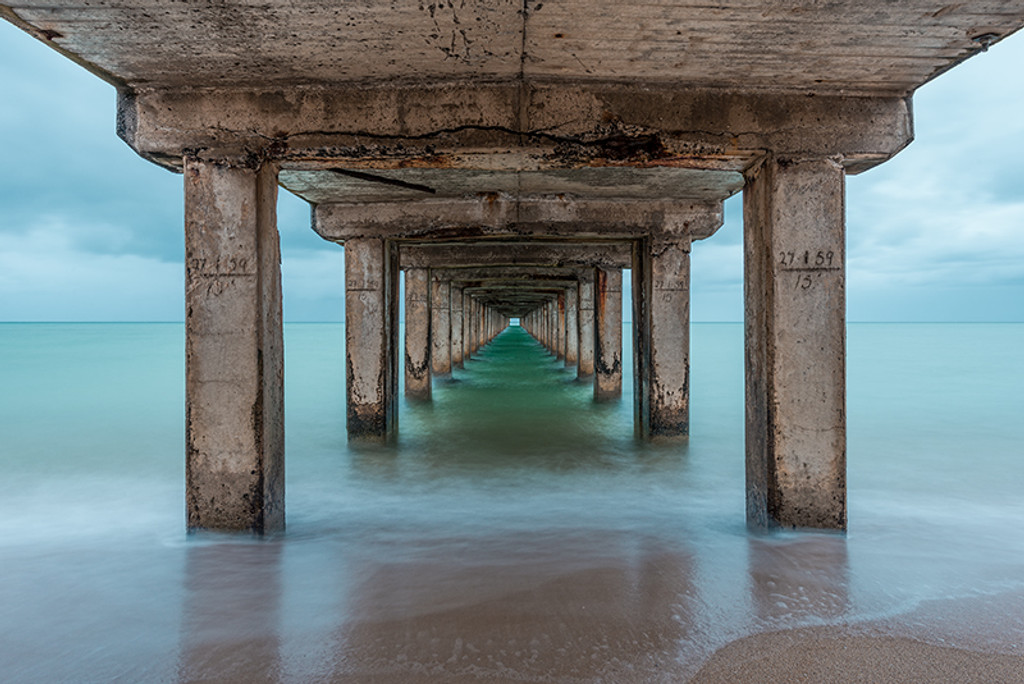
[692,629,1024,684]
[168,539,1023,683]
[693,588,1024,683]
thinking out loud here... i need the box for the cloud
[843,33,1024,317]
[0,224,183,321]
[1,20,1023,322]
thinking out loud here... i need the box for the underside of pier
[5,0,1023,533]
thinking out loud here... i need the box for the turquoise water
[1,323,1022,681]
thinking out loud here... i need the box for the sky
[1,21,1022,322]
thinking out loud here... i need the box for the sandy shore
[317,587,1024,683]
[690,627,1024,684]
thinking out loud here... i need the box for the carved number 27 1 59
[778,250,835,267]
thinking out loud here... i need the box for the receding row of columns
[182,154,848,534]
[518,267,620,400]
[405,268,509,402]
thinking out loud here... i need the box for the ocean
[1,322,1021,681]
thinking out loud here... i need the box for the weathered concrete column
[467,298,478,356]
[744,155,847,531]
[430,274,452,377]
[403,268,431,400]
[345,237,399,440]
[633,237,691,439]
[451,285,464,368]
[184,158,284,534]
[478,302,487,349]
[556,292,567,360]
[460,290,468,360]
[467,299,475,355]
[565,285,579,367]
[577,272,595,378]
[548,301,557,353]
[594,267,623,401]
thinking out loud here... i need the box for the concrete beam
[400,242,631,270]
[314,196,722,243]
[433,265,587,283]
[184,158,284,534]
[119,85,912,175]
[744,155,847,531]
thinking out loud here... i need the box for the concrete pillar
[744,155,846,531]
[556,292,567,360]
[451,285,464,368]
[430,274,452,377]
[184,158,284,534]
[594,267,623,401]
[467,293,474,357]
[467,299,475,355]
[461,291,471,361]
[345,237,399,440]
[548,301,557,353]
[403,268,431,400]
[468,298,478,356]
[633,237,691,439]
[578,272,595,378]
[478,302,486,349]
[541,304,549,350]
[565,285,579,366]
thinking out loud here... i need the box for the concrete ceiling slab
[4,1,1023,95]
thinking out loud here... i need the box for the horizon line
[2,320,1022,325]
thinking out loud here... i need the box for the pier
[3,1,1023,535]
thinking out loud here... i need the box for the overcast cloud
[1,21,1022,321]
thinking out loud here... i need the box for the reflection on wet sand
[331,532,696,681]
[178,541,284,681]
